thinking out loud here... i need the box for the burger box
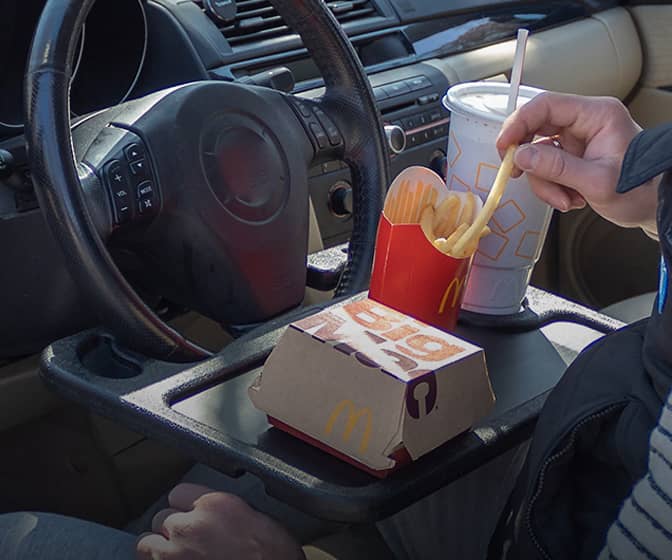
[248,296,495,477]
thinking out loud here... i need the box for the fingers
[513,142,607,195]
[152,508,182,537]
[136,533,178,559]
[497,92,597,153]
[526,175,585,212]
[168,483,213,511]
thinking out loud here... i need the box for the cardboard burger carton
[249,296,495,477]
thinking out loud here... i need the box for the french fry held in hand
[450,145,517,258]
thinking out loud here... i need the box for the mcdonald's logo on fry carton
[248,296,495,477]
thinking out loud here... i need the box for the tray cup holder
[77,334,144,379]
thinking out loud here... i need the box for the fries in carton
[370,166,486,331]
[249,297,495,477]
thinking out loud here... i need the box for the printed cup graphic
[443,82,553,315]
[369,167,480,331]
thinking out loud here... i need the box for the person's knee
[0,511,137,560]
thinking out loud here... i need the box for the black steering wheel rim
[25,0,388,362]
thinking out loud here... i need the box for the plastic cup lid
[443,82,544,124]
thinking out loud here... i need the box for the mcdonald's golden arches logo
[324,400,373,453]
[438,276,465,314]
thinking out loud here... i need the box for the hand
[136,484,306,560]
[497,92,658,233]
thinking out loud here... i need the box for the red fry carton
[369,166,481,332]
[249,297,495,477]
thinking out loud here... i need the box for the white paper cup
[443,82,553,315]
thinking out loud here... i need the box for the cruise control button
[124,143,145,163]
[295,101,313,118]
[129,158,149,178]
[309,123,329,150]
[313,109,342,146]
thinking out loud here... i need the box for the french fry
[452,145,517,256]
[409,182,424,223]
[451,226,492,258]
[442,223,469,254]
[433,237,449,253]
[420,205,435,242]
[456,192,476,229]
[432,195,461,239]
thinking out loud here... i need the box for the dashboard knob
[328,181,353,217]
[204,0,237,22]
[0,149,15,180]
[384,125,406,155]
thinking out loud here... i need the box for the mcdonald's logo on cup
[324,399,373,453]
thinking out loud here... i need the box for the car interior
[0,0,669,557]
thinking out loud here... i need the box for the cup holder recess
[77,334,144,379]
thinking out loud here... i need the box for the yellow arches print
[324,399,373,453]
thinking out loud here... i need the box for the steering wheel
[25,0,388,362]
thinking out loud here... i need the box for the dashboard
[0,0,148,132]
[0,0,621,358]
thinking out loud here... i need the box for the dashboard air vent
[194,0,380,47]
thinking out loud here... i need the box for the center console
[306,62,451,247]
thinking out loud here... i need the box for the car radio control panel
[306,62,452,248]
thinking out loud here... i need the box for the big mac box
[248,296,494,477]
[249,167,495,477]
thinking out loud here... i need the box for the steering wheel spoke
[74,121,161,235]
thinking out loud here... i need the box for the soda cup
[443,82,552,315]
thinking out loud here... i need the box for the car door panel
[628,5,672,127]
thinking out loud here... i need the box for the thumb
[514,143,599,194]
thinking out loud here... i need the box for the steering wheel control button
[137,182,154,198]
[105,161,134,225]
[116,201,132,224]
[138,195,155,215]
[137,182,157,216]
[295,101,314,118]
[124,143,145,163]
[107,161,126,187]
[129,159,149,178]
[313,109,342,146]
[309,123,329,150]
